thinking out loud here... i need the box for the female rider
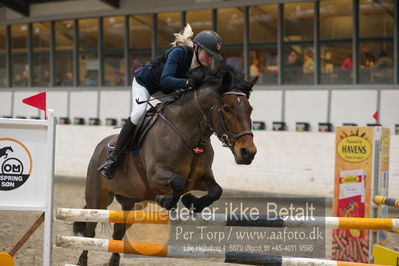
[100,25,223,179]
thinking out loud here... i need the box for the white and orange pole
[56,208,399,231]
[56,235,385,266]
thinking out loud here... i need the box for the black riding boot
[100,118,137,179]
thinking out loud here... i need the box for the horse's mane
[188,65,253,97]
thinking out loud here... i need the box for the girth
[158,110,209,184]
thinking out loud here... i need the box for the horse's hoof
[164,198,178,210]
[181,194,197,210]
[77,257,87,266]
[108,253,120,266]
[155,195,166,206]
[155,195,178,210]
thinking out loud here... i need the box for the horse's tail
[72,205,87,236]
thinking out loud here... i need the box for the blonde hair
[171,24,193,47]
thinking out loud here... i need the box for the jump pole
[56,208,399,231]
[55,235,385,266]
[374,195,399,208]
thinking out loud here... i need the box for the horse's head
[203,66,258,165]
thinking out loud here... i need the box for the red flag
[22,92,47,118]
[372,111,379,123]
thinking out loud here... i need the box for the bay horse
[73,65,258,265]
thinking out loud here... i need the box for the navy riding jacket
[135,46,194,95]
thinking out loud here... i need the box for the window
[284,45,314,84]
[187,10,212,35]
[250,46,278,85]
[250,5,278,43]
[320,43,353,84]
[79,53,98,86]
[55,20,74,86]
[56,54,73,86]
[218,7,244,44]
[223,47,243,68]
[0,26,5,53]
[104,16,125,86]
[218,8,244,68]
[104,53,124,86]
[320,0,352,40]
[55,20,73,50]
[11,24,28,87]
[283,3,314,84]
[359,0,394,84]
[79,18,98,51]
[157,12,182,48]
[32,22,50,51]
[359,0,394,38]
[104,16,124,49]
[284,2,314,41]
[130,14,152,49]
[129,14,152,83]
[32,22,50,86]
[249,5,278,85]
[320,0,353,84]
[12,55,28,87]
[359,41,394,84]
[79,18,98,86]
[0,26,6,87]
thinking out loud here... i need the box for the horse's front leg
[181,173,223,213]
[153,172,186,210]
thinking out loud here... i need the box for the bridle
[194,89,254,148]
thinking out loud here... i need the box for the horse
[0,146,13,159]
[73,65,258,265]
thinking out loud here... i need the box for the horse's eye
[223,106,231,113]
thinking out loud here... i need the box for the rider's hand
[185,79,194,90]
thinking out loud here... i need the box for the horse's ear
[248,76,259,88]
[220,70,233,93]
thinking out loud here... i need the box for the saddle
[107,103,165,153]
[106,104,166,199]
[132,103,166,151]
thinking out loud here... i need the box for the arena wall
[54,126,399,198]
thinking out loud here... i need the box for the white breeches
[130,78,150,125]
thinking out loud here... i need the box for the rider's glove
[185,79,194,90]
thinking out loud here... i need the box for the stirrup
[99,157,117,179]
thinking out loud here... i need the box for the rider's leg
[100,78,149,179]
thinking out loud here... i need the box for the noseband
[195,90,254,148]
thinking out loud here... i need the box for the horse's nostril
[240,147,255,163]
[240,148,249,158]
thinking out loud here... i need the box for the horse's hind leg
[108,195,137,266]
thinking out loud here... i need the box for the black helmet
[193,30,223,61]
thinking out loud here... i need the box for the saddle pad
[106,104,164,155]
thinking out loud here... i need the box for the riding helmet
[193,30,223,61]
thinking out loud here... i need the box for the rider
[100,24,223,179]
